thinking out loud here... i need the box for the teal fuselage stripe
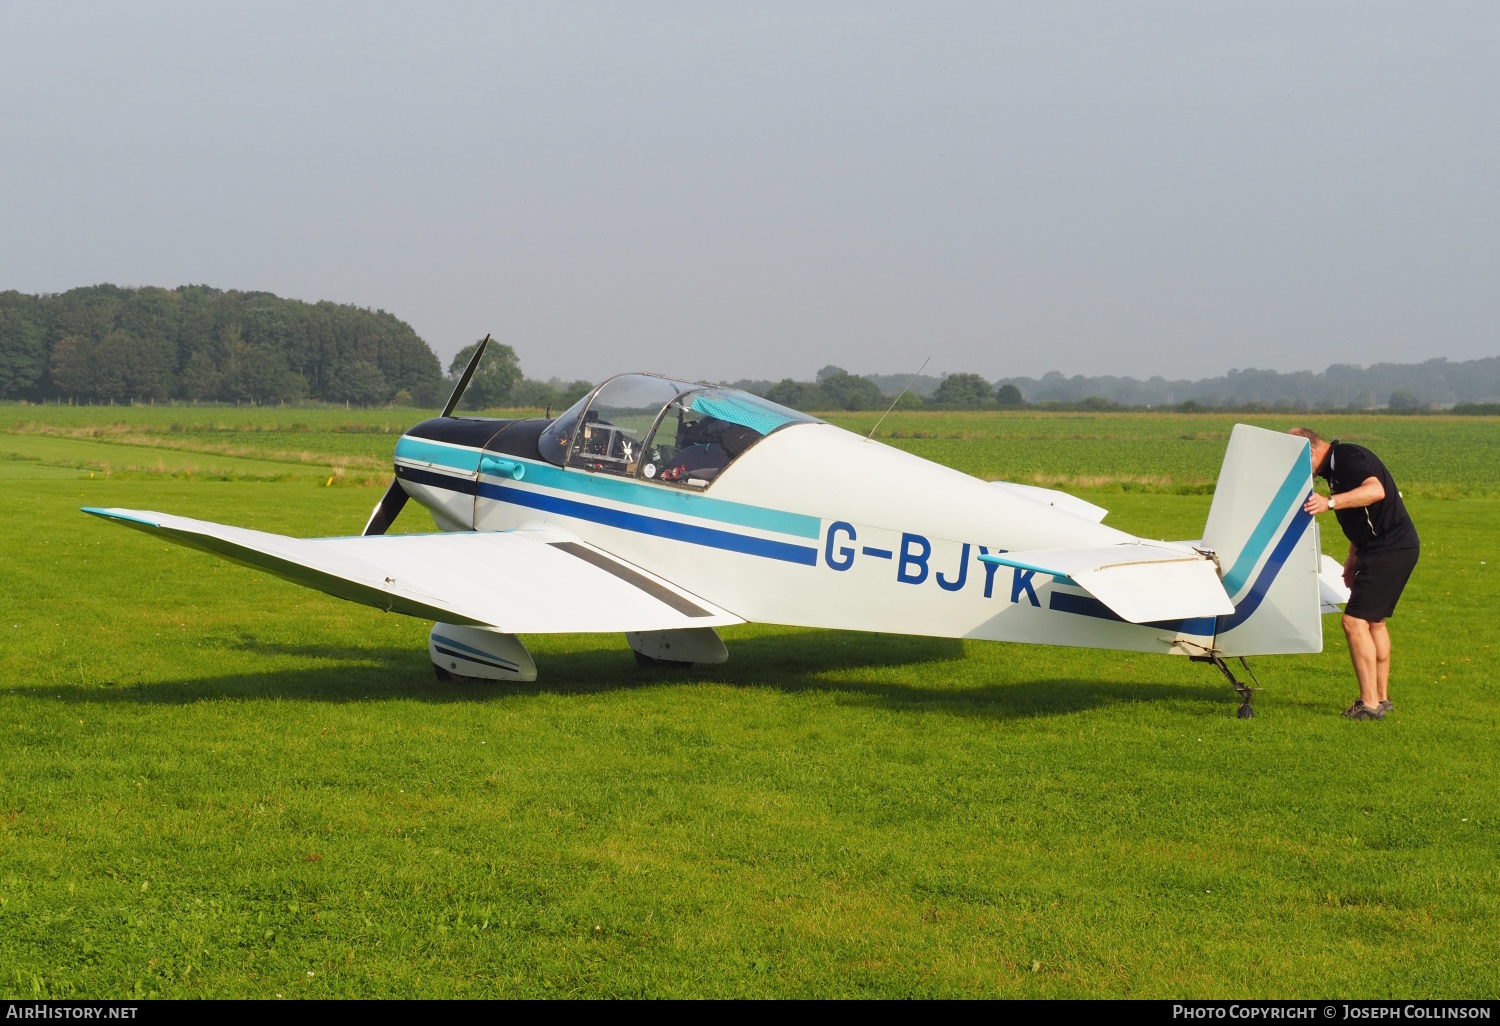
[1221,449,1313,597]
[394,436,821,540]
[394,437,482,473]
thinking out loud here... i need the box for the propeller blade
[362,478,410,536]
[366,332,487,536]
[441,333,491,418]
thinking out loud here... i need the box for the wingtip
[81,507,161,528]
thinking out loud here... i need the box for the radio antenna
[867,357,931,441]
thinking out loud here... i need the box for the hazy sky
[3,3,1497,382]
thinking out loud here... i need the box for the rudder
[1200,424,1323,656]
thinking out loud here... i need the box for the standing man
[1290,428,1420,721]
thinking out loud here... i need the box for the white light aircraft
[85,340,1351,717]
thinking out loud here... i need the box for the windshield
[537,390,595,466]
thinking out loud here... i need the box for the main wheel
[1237,701,1255,719]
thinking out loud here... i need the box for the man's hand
[1343,554,1358,589]
[1304,491,1331,515]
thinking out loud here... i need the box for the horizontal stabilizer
[989,481,1108,523]
[979,542,1234,624]
[82,507,743,634]
[1319,554,1351,614]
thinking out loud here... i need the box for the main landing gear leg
[1191,653,1260,719]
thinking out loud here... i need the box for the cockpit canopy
[538,373,818,488]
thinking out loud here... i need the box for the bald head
[1289,427,1330,473]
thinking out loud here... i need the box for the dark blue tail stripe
[1214,507,1312,633]
[1047,506,1312,637]
[1047,590,1217,635]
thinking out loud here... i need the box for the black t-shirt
[1320,441,1419,553]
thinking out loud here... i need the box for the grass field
[1,405,1497,998]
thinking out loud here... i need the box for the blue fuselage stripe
[476,482,820,566]
[394,436,820,538]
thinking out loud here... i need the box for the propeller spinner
[361,334,491,536]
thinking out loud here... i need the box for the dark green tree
[181,350,222,400]
[1388,390,1421,409]
[0,293,47,398]
[448,340,522,409]
[223,346,306,405]
[48,335,95,400]
[330,360,390,406]
[510,377,593,411]
[764,378,831,411]
[995,383,1025,408]
[933,373,993,407]
[819,371,886,410]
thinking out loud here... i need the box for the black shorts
[1345,545,1420,622]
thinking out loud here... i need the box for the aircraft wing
[82,507,744,633]
[979,541,1234,624]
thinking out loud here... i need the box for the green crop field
[2,404,1497,998]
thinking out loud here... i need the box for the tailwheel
[1191,652,1261,719]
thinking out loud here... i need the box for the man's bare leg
[1342,614,1380,708]
[1370,620,1391,704]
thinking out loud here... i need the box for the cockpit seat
[659,442,729,483]
[676,416,760,457]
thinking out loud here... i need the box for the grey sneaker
[1343,700,1384,721]
[1378,699,1393,715]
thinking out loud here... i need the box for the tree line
[723,366,1025,411]
[734,361,1500,412]
[0,284,446,406]
[5,284,1491,413]
[994,358,1500,410]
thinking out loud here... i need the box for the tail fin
[1200,424,1324,656]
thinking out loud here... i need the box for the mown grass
[0,410,1497,998]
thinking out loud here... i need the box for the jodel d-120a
[84,339,1349,717]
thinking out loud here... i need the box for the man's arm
[1344,541,1358,588]
[1303,476,1385,515]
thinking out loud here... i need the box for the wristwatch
[1328,495,1336,509]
